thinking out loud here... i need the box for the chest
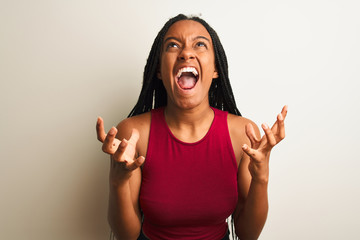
[140,137,238,226]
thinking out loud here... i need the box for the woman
[96,14,287,240]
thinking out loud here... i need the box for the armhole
[143,110,154,171]
[225,113,240,171]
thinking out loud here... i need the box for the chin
[174,97,206,110]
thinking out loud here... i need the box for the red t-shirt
[140,107,238,240]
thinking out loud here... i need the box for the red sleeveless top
[140,107,238,240]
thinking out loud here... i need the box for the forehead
[164,20,211,42]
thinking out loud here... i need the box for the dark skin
[96,20,287,240]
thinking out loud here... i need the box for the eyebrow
[194,36,211,42]
[163,36,211,43]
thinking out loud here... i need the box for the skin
[96,20,287,240]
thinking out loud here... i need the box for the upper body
[115,105,258,239]
[97,15,287,240]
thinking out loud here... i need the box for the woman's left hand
[242,105,288,183]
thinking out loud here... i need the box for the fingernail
[120,140,126,147]
[97,117,101,124]
[262,123,268,129]
[278,113,283,120]
[242,144,247,150]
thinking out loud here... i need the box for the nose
[178,46,195,61]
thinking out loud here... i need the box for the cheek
[160,56,174,76]
[200,52,216,69]
[203,61,217,78]
[159,60,174,90]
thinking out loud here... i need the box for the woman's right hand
[96,117,145,185]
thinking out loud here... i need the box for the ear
[212,68,219,79]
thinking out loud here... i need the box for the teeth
[176,67,198,78]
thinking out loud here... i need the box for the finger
[128,128,140,145]
[96,117,106,142]
[125,156,145,171]
[281,105,288,120]
[277,113,285,141]
[242,144,258,159]
[262,123,277,149]
[270,105,288,132]
[102,127,118,154]
[112,138,127,162]
[245,123,260,148]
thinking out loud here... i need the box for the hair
[127,14,241,117]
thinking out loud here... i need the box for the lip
[174,65,200,91]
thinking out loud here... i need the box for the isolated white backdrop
[1,0,359,239]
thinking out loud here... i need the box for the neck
[165,103,213,125]
[164,102,214,143]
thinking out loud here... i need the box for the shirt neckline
[160,107,217,146]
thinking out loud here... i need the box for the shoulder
[116,111,152,157]
[226,113,260,165]
[116,112,151,135]
[227,113,260,141]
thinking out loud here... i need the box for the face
[157,20,218,110]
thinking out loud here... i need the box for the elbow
[235,227,263,240]
[234,223,262,240]
[108,217,141,240]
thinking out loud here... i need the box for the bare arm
[96,117,144,240]
[234,155,269,240]
[233,106,287,239]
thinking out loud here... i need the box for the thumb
[242,144,257,159]
[126,156,145,171]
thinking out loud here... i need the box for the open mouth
[175,67,199,90]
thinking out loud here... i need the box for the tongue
[178,75,197,89]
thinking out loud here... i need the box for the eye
[195,41,207,48]
[166,42,179,50]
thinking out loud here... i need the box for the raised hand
[96,117,145,182]
[242,106,288,182]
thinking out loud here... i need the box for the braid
[196,17,241,116]
[128,14,241,117]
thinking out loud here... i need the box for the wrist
[109,166,133,187]
[248,162,269,185]
[251,176,269,185]
[109,175,131,189]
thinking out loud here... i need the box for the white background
[1,0,359,239]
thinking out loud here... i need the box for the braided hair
[128,14,241,117]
